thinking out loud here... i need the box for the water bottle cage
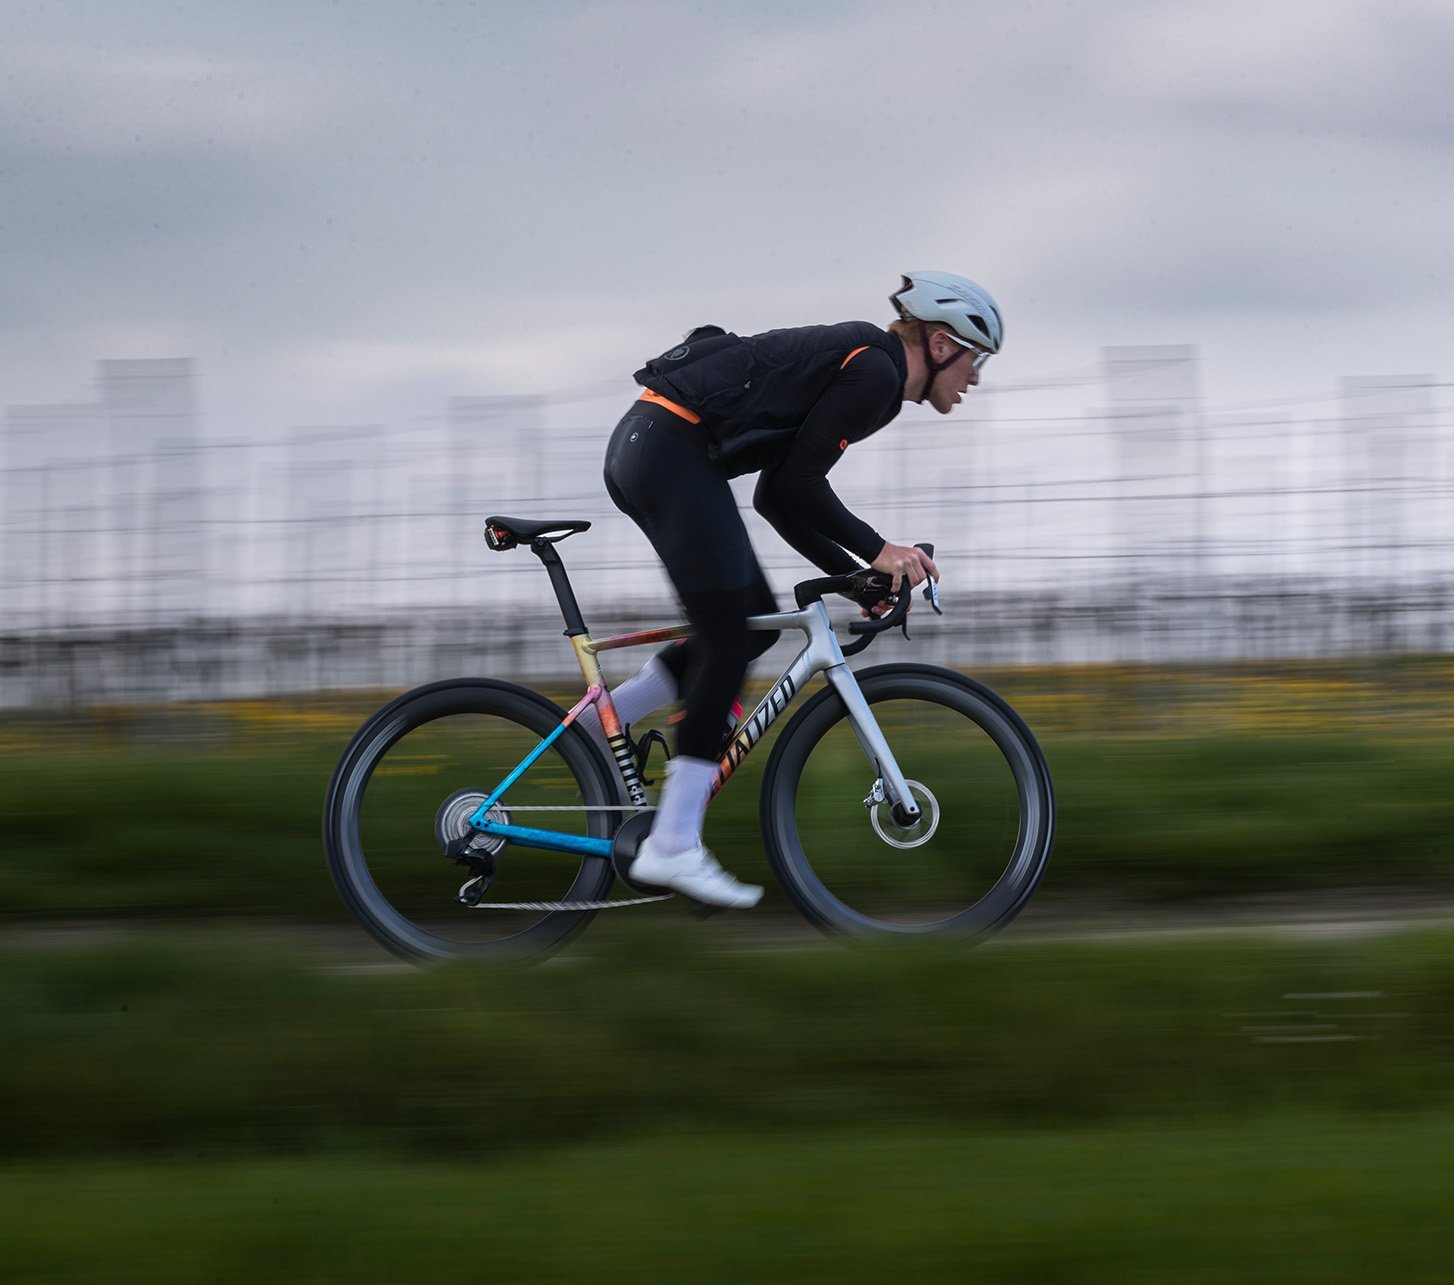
[629,726,672,787]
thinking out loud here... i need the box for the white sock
[649,755,717,855]
[576,655,678,753]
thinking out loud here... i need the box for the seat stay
[464,683,633,858]
[468,715,580,822]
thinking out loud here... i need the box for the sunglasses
[946,338,992,373]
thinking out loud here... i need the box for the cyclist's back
[634,320,905,470]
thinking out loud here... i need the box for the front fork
[824,663,921,825]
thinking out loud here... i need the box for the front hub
[870,779,941,849]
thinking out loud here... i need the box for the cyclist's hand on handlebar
[869,541,940,603]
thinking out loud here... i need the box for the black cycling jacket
[634,321,908,573]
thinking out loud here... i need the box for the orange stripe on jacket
[840,345,870,370]
[637,389,702,424]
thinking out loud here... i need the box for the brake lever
[911,541,941,629]
[843,541,939,651]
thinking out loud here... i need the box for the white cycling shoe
[629,836,764,910]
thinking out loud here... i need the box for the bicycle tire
[759,663,1054,939]
[323,678,625,964]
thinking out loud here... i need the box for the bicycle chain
[463,894,673,911]
[493,805,650,812]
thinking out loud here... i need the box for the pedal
[687,900,726,920]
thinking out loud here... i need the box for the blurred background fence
[3,346,1451,707]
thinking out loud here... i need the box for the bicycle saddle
[484,515,592,548]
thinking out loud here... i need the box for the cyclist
[591,271,1003,908]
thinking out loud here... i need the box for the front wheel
[760,664,1054,939]
[323,679,626,964]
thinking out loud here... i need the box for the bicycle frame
[465,599,920,859]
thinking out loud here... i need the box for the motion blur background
[3,3,1453,1280]
[3,347,1452,701]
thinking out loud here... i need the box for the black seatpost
[530,538,588,637]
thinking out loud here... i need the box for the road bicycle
[323,515,1055,964]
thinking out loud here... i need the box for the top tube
[582,602,832,656]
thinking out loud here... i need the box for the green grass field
[7,1115,1454,1283]
[4,928,1453,1157]
[3,929,1454,1280]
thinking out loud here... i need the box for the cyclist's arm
[753,479,860,575]
[752,347,898,575]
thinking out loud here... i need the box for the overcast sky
[3,0,1452,440]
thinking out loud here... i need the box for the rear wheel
[323,679,626,964]
[760,664,1054,938]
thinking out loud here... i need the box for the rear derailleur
[443,835,497,907]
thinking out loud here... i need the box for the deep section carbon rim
[324,680,624,963]
[761,666,1053,938]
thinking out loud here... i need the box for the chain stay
[454,804,663,909]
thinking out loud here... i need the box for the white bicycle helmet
[891,271,1003,355]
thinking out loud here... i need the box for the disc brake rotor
[870,779,940,849]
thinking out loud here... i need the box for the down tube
[711,644,823,793]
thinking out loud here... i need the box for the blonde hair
[887,317,956,343]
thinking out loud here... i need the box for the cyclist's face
[926,338,981,414]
